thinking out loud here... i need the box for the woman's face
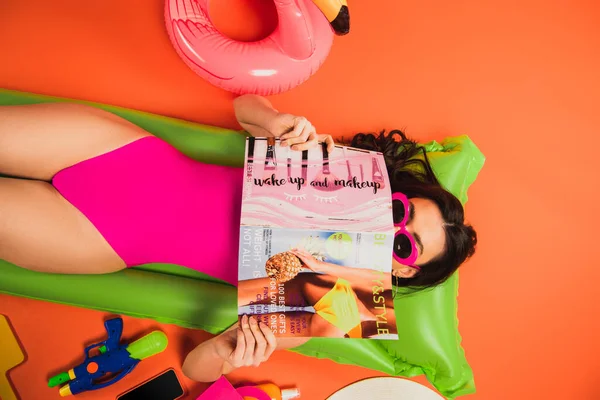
[392,197,446,278]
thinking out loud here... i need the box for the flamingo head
[312,0,350,36]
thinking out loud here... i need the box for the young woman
[0,94,476,381]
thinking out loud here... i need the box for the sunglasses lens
[392,199,406,224]
[394,233,413,259]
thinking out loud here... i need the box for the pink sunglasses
[392,192,420,270]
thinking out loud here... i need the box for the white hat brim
[326,377,444,400]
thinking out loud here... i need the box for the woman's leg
[0,177,125,273]
[0,102,150,273]
[238,274,338,307]
[0,103,149,180]
[250,311,345,338]
[238,277,310,308]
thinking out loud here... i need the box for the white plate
[326,377,444,400]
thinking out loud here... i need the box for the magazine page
[238,137,397,340]
[241,137,392,232]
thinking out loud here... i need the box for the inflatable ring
[165,0,349,95]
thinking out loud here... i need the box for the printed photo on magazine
[238,137,398,340]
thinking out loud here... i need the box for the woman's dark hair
[349,129,477,289]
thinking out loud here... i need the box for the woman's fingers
[318,134,335,153]
[292,247,311,258]
[280,117,307,143]
[295,133,334,152]
[229,315,279,370]
[241,316,256,366]
[290,251,315,270]
[287,133,336,152]
[277,117,336,152]
[250,317,267,367]
[231,318,247,368]
[259,321,278,361]
[289,132,318,151]
[288,249,305,261]
[291,248,307,258]
[285,124,314,148]
[281,117,317,147]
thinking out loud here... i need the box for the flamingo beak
[312,0,350,35]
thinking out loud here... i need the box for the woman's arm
[317,262,392,291]
[290,249,392,292]
[182,315,309,382]
[233,95,280,138]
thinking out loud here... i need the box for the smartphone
[117,369,185,400]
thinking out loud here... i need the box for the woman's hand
[233,94,334,152]
[272,113,334,153]
[214,315,277,368]
[290,248,324,273]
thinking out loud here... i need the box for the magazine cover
[238,137,398,340]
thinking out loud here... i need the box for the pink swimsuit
[52,136,242,286]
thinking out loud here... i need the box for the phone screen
[117,369,184,400]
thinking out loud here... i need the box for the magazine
[238,137,397,340]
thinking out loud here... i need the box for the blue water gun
[48,317,168,397]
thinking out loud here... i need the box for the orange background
[1,0,599,399]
